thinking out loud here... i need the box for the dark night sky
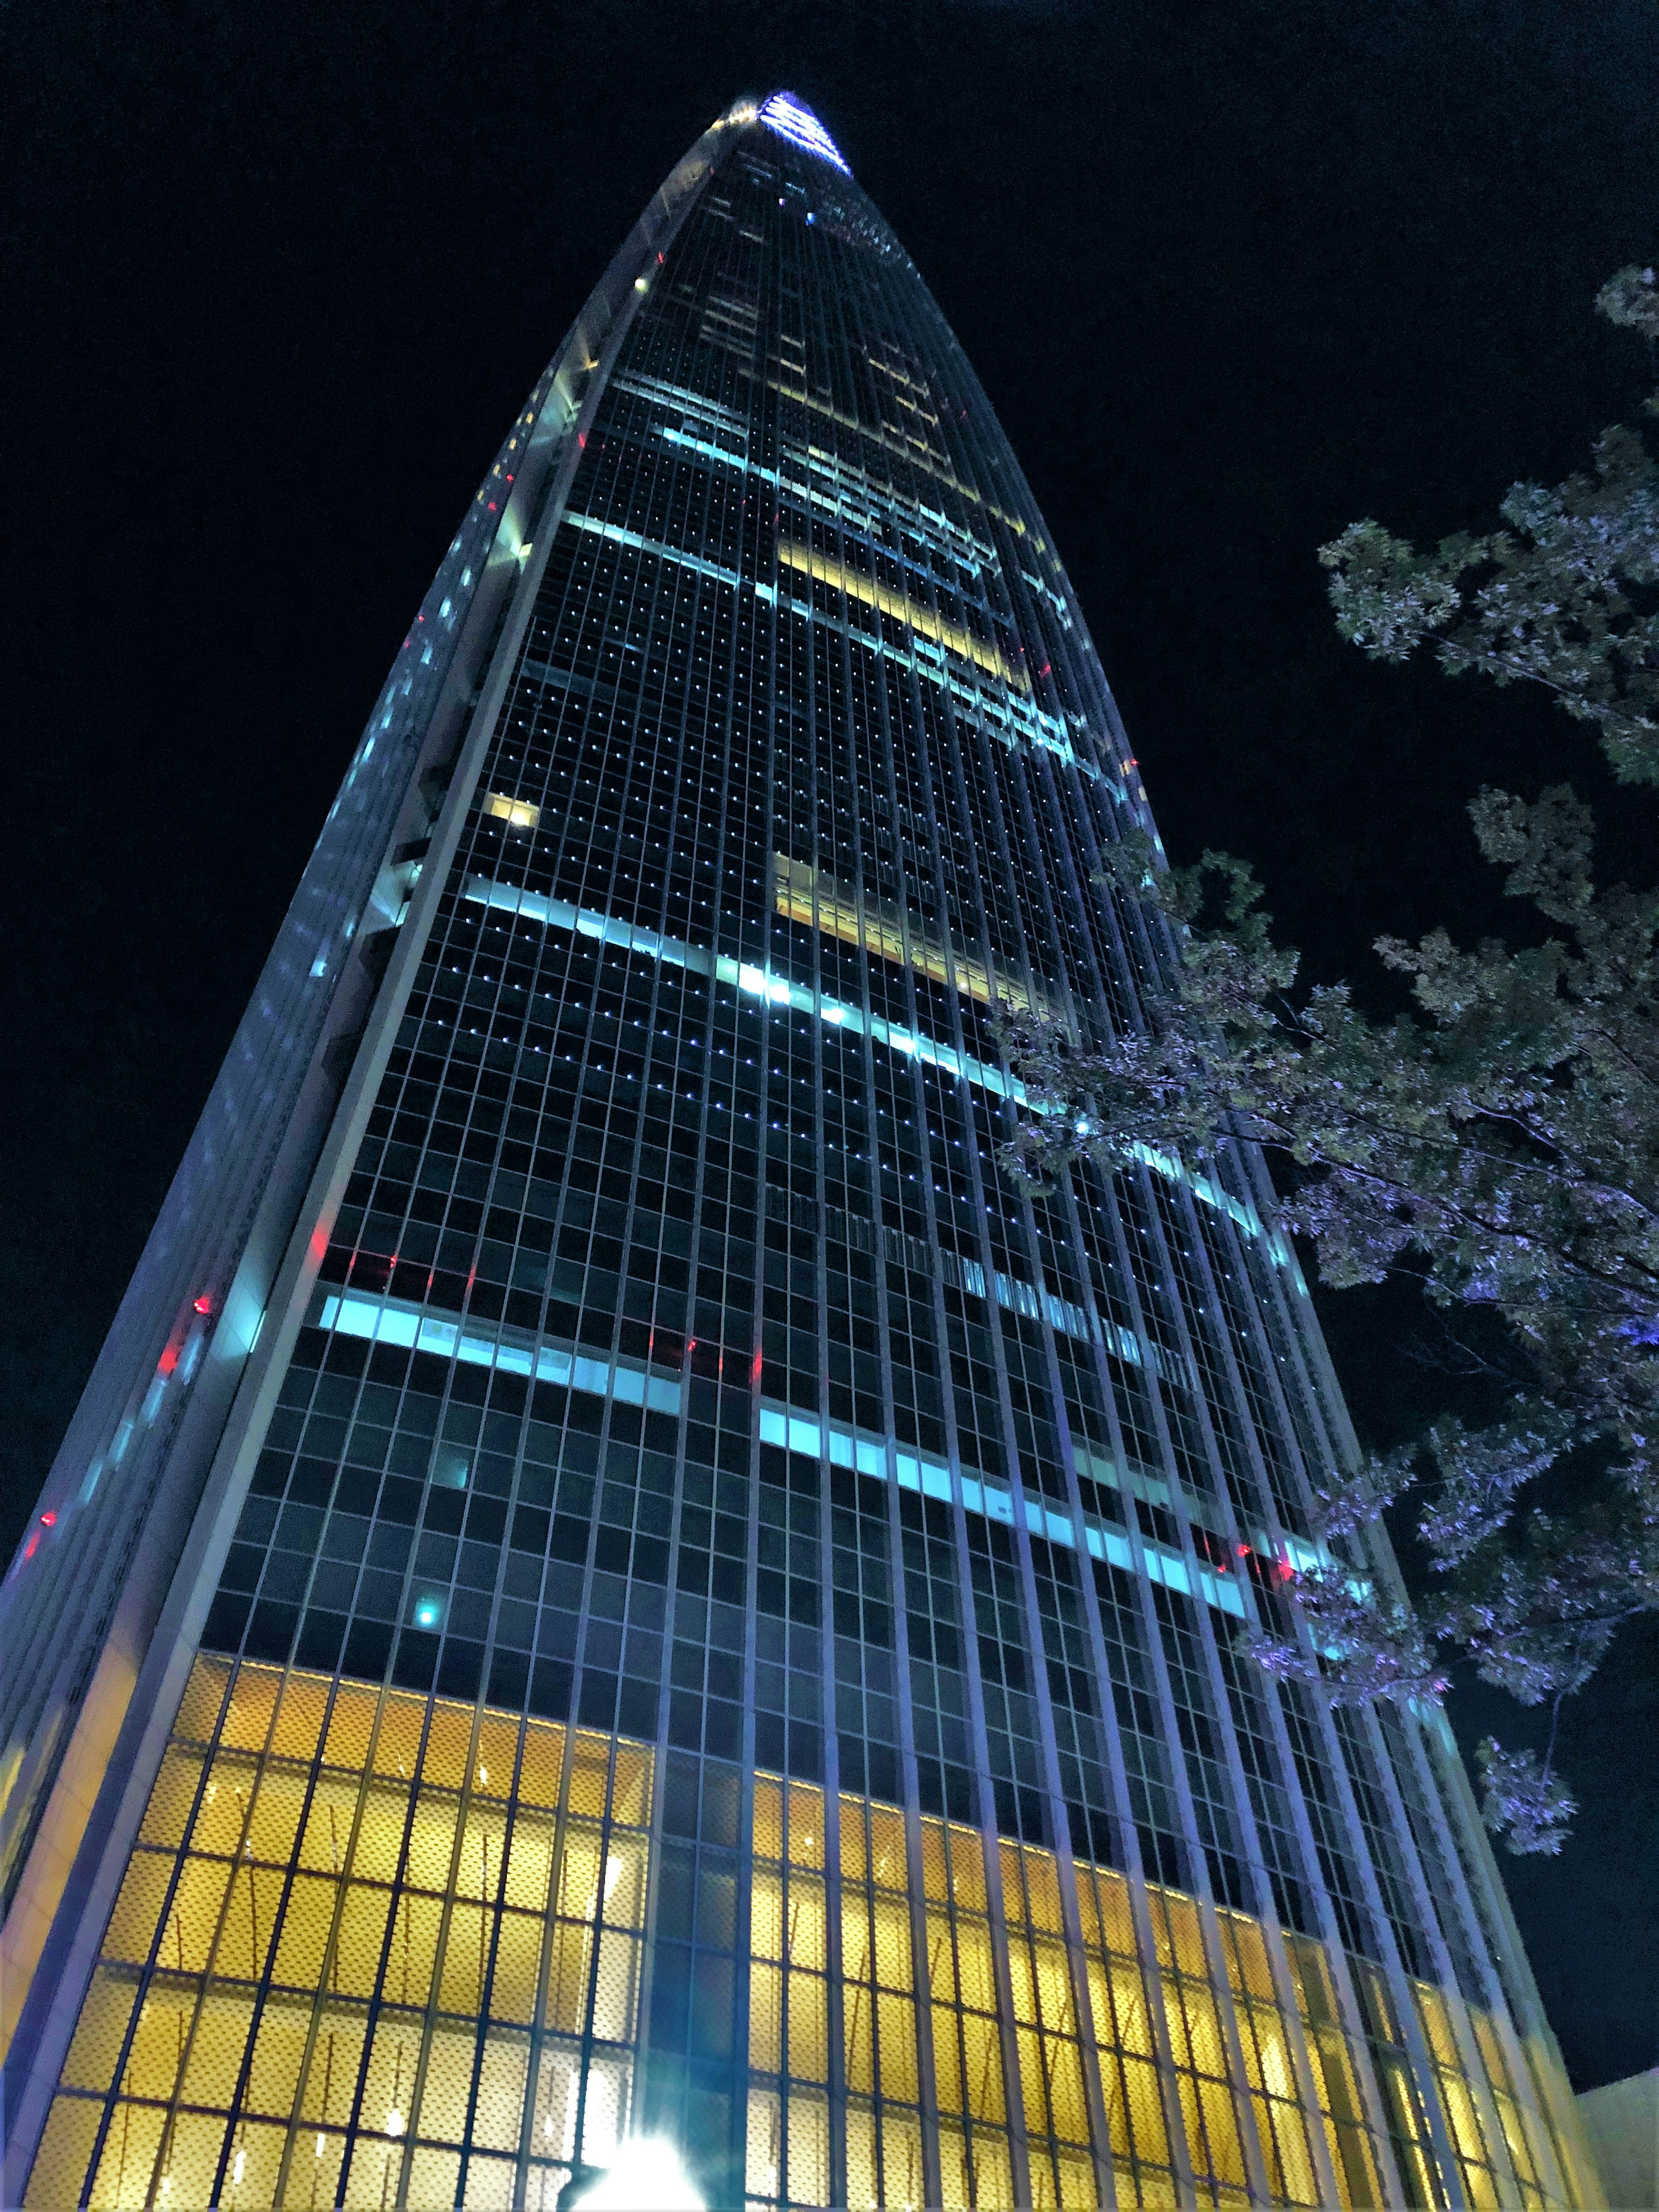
[8,0,1657,2094]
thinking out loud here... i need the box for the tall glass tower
[3,95,1595,2212]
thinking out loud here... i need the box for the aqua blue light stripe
[561,509,748,592]
[758,1405,1248,1619]
[317,1292,682,1413]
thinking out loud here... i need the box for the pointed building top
[757,91,851,175]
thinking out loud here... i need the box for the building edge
[0,97,758,2195]
[1235,1146,1599,2206]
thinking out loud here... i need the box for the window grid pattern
[28,1660,650,2212]
[20,100,1591,2211]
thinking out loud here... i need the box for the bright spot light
[568,2138,705,2211]
[385,2109,406,2137]
[232,2152,246,2185]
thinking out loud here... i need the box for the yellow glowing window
[485,792,540,829]
[767,388,1029,536]
[31,1669,1572,2212]
[775,538,1023,687]
[773,853,1041,1014]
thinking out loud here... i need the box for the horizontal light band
[461,877,1025,1103]
[770,588,1095,778]
[318,1291,682,1413]
[758,1407,1248,1618]
[777,537,1023,687]
[610,370,750,437]
[561,510,747,592]
[772,851,1042,1013]
[311,1299,1284,1621]
[460,877,1282,1259]
[662,425,775,477]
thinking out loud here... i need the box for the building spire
[756,89,851,173]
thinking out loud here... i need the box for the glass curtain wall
[16,93,1593,2212]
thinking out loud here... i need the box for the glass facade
[5,92,1597,2211]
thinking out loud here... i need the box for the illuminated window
[773,852,1044,1013]
[486,791,540,828]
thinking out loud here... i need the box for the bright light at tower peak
[567,2138,705,2211]
[757,90,850,173]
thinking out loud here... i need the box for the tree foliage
[1001,269,1659,1853]
[1320,264,1659,785]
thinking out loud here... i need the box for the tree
[1000,267,1659,1853]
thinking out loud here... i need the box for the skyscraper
[2,89,1595,2211]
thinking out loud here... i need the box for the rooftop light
[757,92,850,174]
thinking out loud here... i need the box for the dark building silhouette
[3,93,1595,2212]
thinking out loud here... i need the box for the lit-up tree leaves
[1001,270,1659,1853]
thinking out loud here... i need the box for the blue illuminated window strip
[560,511,748,593]
[774,589,1101,782]
[661,426,773,476]
[791,445,994,569]
[757,92,852,175]
[599,407,1097,785]
[758,1406,1249,1620]
[308,1285,1255,1621]
[563,499,1080,785]
[609,371,750,439]
[460,878,1285,1262]
[463,877,1021,1097]
[316,1290,683,1414]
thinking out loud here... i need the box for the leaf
[1475,1739,1577,1857]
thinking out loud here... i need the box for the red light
[40,1512,56,1527]
[1236,1543,1250,1557]
[193,1295,213,1315]
[488,501,497,512]
[157,1344,180,1375]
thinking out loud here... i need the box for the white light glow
[568,2138,705,2212]
[757,91,851,174]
